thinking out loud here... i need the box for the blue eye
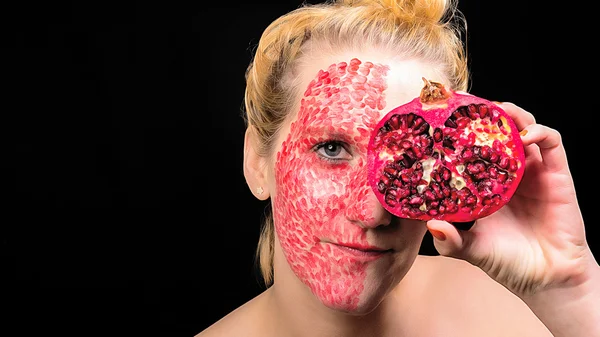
[315,141,351,161]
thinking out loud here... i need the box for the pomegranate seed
[424,190,436,201]
[441,167,451,181]
[400,140,412,149]
[461,148,473,159]
[499,156,509,169]
[478,104,489,119]
[413,117,424,129]
[467,104,479,119]
[406,113,415,127]
[413,123,429,135]
[480,146,491,160]
[388,115,400,129]
[399,188,411,198]
[489,167,498,178]
[465,195,477,205]
[489,153,499,163]
[444,119,457,128]
[433,128,443,142]
[384,166,399,178]
[456,117,470,129]
[450,191,458,201]
[409,197,423,205]
[509,159,519,172]
[420,135,433,147]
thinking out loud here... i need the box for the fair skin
[199,49,600,337]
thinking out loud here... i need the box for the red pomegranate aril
[388,115,400,129]
[489,153,499,163]
[433,128,443,142]
[384,166,399,177]
[480,146,491,160]
[367,78,525,222]
[401,140,412,149]
[499,156,510,169]
[465,195,477,206]
[461,148,474,160]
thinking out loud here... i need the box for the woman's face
[269,52,444,313]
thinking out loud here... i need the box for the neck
[266,238,396,337]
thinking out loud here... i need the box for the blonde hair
[244,0,469,287]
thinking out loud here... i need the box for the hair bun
[337,0,454,24]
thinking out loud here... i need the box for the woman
[199,0,600,336]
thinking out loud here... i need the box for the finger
[522,141,542,163]
[495,102,536,131]
[519,123,567,172]
[520,128,542,162]
[427,220,476,260]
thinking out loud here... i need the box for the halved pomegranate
[367,78,525,222]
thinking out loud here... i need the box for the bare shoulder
[408,255,553,336]
[195,289,271,337]
[412,255,517,302]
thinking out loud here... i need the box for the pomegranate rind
[367,87,525,222]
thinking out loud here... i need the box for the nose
[345,182,393,229]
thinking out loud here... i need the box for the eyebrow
[300,125,359,144]
[302,124,342,137]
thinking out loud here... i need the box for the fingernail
[492,101,504,105]
[429,229,446,241]
[520,129,528,136]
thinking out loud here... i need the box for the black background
[2,1,597,336]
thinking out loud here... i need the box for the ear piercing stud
[256,186,264,195]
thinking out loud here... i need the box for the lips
[328,241,393,258]
[335,242,390,252]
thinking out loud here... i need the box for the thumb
[427,220,476,259]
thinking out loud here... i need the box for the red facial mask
[273,58,390,310]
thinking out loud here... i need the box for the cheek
[274,148,351,237]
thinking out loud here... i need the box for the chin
[313,276,395,316]
[319,291,388,316]
[355,278,397,315]
[319,298,379,315]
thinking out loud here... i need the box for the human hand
[426,102,598,297]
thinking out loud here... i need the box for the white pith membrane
[372,103,521,219]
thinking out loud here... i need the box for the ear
[243,126,270,200]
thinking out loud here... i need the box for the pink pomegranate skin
[367,78,525,222]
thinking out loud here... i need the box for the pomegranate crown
[419,77,451,104]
